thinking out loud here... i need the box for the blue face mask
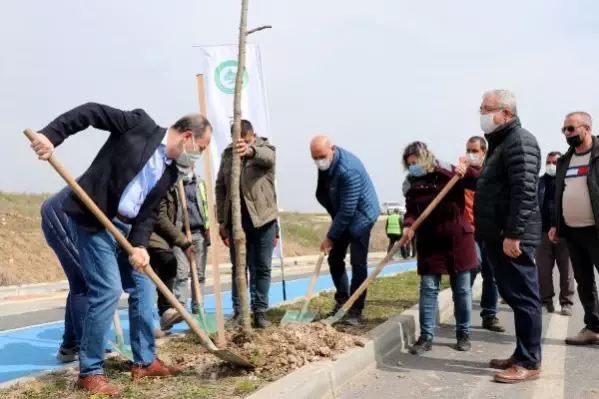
[408,164,426,177]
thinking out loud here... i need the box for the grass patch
[234,379,261,394]
[268,270,450,333]
[0,271,444,398]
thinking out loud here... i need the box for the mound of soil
[163,322,366,379]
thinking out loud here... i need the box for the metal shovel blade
[191,311,218,334]
[280,309,318,325]
[209,348,255,368]
[108,336,134,361]
[323,308,347,326]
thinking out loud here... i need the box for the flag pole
[196,73,226,346]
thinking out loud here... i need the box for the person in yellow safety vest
[172,168,211,317]
[386,208,403,254]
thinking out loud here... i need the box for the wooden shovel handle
[299,252,325,315]
[339,174,462,313]
[23,128,218,351]
[177,180,204,306]
[113,311,124,337]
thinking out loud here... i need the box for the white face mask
[178,138,203,166]
[466,153,481,165]
[176,162,192,173]
[545,164,557,177]
[480,112,500,134]
[315,158,331,171]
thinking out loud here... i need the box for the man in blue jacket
[310,136,381,326]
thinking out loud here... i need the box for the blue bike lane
[0,261,416,384]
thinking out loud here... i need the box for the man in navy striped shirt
[311,136,380,326]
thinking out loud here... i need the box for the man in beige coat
[216,119,278,328]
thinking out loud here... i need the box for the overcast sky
[1,0,598,212]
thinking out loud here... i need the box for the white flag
[199,44,284,259]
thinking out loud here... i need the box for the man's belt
[115,213,134,225]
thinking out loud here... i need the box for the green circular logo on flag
[214,60,249,94]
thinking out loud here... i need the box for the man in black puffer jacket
[474,89,542,384]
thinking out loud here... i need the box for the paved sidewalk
[339,274,599,399]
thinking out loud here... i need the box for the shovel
[177,180,218,334]
[24,128,254,369]
[324,174,462,325]
[108,311,134,361]
[280,252,325,324]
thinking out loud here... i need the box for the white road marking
[530,313,570,399]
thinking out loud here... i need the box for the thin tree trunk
[230,0,251,331]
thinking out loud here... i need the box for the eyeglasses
[562,125,588,134]
[479,106,505,114]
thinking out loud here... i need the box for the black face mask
[566,134,583,147]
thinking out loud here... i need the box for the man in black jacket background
[474,90,543,384]
[549,111,599,346]
[30,102,212,396]
[536,151,574,315]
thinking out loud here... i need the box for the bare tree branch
[246,25,272,35]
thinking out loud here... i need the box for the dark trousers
[328,228,372,313]
[563,226,599,333]
[148,249,178,316]
[483,239,542,369]
[535,234,575,307]
[403,237,417,258]
[387,234,401,253]
[230,220,277,314]
[470,239,499,319]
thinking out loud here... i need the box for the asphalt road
[0,273,299,332]
[339,274,599,399]
[0,258,407,332]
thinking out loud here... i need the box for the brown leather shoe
[77,375,120,396]
[131,358,185,380]
[494,365,541,383]
[565,328,599,345]
[489,357,514,370]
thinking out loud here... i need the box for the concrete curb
[0,252,388,299]
[247,276,484,399]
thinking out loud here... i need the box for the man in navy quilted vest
[311,135,381,326]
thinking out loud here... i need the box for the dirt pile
[165,322,365,379]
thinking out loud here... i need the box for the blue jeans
[419,272,472,341]
[470,239,499,319]
[41,187,88,348]
[230,220,277,314]
[483,240,541,369]
[77,220,156,376]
